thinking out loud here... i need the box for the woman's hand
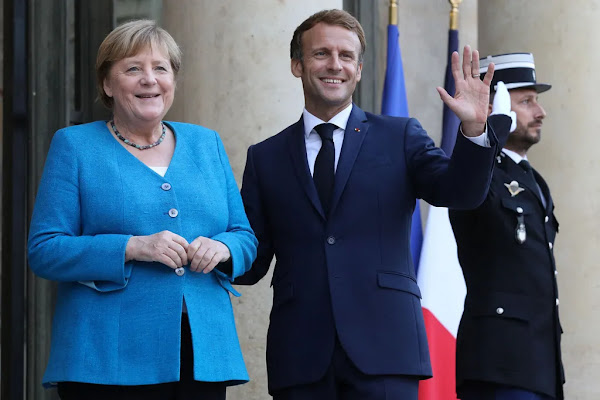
[126,231,189,270]
[187,236,231,274]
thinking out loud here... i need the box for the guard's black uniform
[449,151,564,399]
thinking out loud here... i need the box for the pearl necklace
[110,120,166,150]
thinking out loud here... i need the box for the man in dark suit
[236,9,510,400]
[450,53,564,400]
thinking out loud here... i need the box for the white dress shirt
[502,148,526,165]
[303,104,352,175]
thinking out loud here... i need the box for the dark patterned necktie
[518,159,537,185]
[313,123,337,214]
[519,159,546,208]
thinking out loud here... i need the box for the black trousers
[57,314,226,400]
[272,336,419,400]
[459,381,555,400]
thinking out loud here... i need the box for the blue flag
[382,25,409,117]
[381,24,423,274]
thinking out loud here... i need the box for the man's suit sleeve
[486,114,512,155]
[234,145,275,285]
[406,115,511,209]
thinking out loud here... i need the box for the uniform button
[555,270,558,276]
[168,208,179,218]
[175,267,185,276]
[161,182,172,191]
[327,236,336,245]
[545,216,549,223]
[516,207,523,214]
[496,307,504,315]
[549,242,553,249]
[556,298,560,306]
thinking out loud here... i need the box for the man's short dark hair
[290,9,366,63]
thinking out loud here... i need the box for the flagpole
[449,0,462,30]
[389,0,397,26]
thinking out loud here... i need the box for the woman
[28,20,257,400]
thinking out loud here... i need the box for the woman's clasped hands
[125,231,231,274]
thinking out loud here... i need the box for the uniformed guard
[449,53,565,400]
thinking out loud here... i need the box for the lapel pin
[354,128,360,132]
[504,180,525,197]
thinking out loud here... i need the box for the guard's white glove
[490,81,517,132]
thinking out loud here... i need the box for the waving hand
[436,45,494,137]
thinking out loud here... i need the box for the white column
[162,2,342,399]
[479,1,600,397]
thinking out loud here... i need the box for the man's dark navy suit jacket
[236,105,510,394]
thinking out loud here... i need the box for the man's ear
[291,59,303,78]
[356,62,363,82]
[487,102,493,116]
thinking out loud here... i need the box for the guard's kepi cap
[479,52,551,93]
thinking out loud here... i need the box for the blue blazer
[236,106,510,393]
[28,121,257,387]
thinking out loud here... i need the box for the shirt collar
[502,148,528,164]
[303,104,353,139]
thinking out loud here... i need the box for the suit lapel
[329,105,368,214]
[286,117,326,219]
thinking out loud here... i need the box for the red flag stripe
[419,307,459,400]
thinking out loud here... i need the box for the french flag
[381,21,423,274]
[417,28,464,400]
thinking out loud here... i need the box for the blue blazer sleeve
[233,144,274,285]
[209,132,258,282]
[28,129,133,290]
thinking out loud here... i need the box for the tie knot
[314,123,337,141]
[519,159,532,172]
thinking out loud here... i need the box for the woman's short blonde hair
[96,20,182,109]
